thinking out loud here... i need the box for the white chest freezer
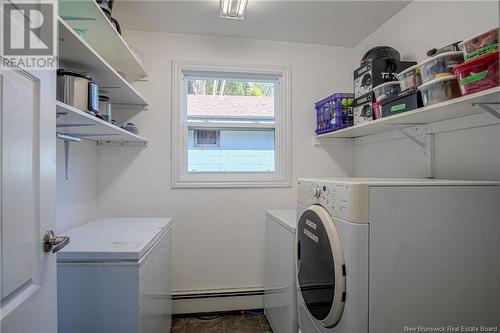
[57,217,173,333]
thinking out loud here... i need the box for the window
[193,129,220,148]
[172,61,291,188]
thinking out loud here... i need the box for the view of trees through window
[188,79,274,97]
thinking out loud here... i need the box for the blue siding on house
[188,129,275,172]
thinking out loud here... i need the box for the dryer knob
[313,186,322,198]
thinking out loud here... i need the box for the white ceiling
[113,1,411,47]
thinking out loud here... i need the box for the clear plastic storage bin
[397,64,422,91]
[373,81,401,101]
[418,51,464,83]
[418,75,462,106]
[459,28,499,61]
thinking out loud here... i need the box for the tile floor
[171,313,272,333]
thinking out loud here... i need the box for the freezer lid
[266,209,297,233]
[57,217,173,262]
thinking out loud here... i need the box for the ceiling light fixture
[220,0,248,19]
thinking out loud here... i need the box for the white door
[0,65,58,332]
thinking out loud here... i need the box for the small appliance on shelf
[57,69,99,115]
[98,95,112,122]
[96,0,121,34]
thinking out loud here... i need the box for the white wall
[352,1,500,180]
[56,141,99,232]
[97,31,354,294]
[55,0,499,309]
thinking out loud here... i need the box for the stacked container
[418,51,464,84]
[419,75,462,106]
[453,28,500,96]
[459,28,499,61]
[415,51,464,106]
[397,64,422,91]
[453,51,499,96]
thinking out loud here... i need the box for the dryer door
[296,205,346,328]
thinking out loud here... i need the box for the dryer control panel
[298,179,370,224]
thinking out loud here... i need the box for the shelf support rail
[388,124,435,179]
[472,102,500,119]
[56,133,81,180]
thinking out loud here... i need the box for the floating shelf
[58,18,148,108]
[56,101,147,144]
[59,0,148,80]
[317,87,500,139]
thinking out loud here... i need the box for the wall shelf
[56,101,147,144]
[316,86,500,139]
[59,0,148,81]
[58,18,148,108]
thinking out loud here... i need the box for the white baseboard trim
[172,288,265,314]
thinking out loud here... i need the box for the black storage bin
[380,87,423,117]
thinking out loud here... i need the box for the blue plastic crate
[315,93,354,135]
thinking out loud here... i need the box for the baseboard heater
[172,289,265,300]
[172,288,266,314]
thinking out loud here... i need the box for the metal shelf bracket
[388,124,435,179]
[313,137,354,146]
[97,141,148,147]
[472,102,500,119]
[56,133,81,180]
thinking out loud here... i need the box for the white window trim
[171,60,292,188]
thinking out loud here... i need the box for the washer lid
[57,217,173,262]
[296,205,346,328]
[266,209,297,233]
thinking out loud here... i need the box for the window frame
[172,60,292,188]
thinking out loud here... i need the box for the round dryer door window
[296,205,346,328]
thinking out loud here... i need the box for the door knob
[43,230,70,253]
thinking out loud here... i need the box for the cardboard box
[353,93,374,125]
[353,60,416,98]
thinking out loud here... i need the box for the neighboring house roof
[187,95,274,119]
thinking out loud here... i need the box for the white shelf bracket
[423,130,436,179]
[472,102,500,119]
[388,124,436,179]
[97,141,148,147]
[313,137,354,146]
[56,133,81,180]
[388,124,426,148]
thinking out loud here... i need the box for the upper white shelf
[317,87,500,139]
[58,18,148,108]
[56,101,147,144]
[59,0,148,80]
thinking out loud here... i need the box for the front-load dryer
[296,178,500,333]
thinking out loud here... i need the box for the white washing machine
[296,178,500,333]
